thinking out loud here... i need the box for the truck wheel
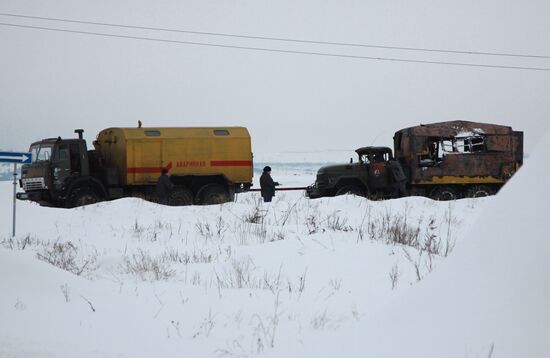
[196,184,230,205]
[429,186,458,201]
[335,185,365,197]
[466,185,495,198]
[368,191,386,201]
[169,187,194,206]
[69,187,100,207]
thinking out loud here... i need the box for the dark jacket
[388,160,406,182]
[156,173,174,199]
[260,172,278,198]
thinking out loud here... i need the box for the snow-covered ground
[1,136,548,357]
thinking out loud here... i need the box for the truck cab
[17,130,105,207]
[306,146,400,199]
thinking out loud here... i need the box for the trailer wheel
[466,185,495,198]
[429,186,458,201]
[196,184,230,205]
[169,187,194,206]
[69,187,100,207]
[335,185,365,197]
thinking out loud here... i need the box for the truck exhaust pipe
[75,129,84,139]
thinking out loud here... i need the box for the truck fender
[334,177,369,190]
[334,178,369,196]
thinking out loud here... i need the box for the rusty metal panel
[485,134,512,152]
[395,121,523,186]
[407,120,513,137]
[413,152,511,181]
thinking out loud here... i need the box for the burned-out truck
[307,121,523,200]
[17,127,253,207]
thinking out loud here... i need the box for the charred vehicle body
[307,121,523,200]
[17,127,253,207]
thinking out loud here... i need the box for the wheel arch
[334,178,369,194]
[66,176,107,200]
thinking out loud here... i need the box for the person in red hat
[156,168,174,205]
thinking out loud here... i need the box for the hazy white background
[1,0,549,161]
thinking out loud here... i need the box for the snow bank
[282,133,550,358]
[0,185,483,357]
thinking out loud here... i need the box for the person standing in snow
[260,166,280,203]
[388,159,408,198]
[156,168,174,205]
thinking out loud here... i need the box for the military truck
[17,127,253,207]
[306,146,394,199]
[307,121,523,200]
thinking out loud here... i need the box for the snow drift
[280,133,550,358]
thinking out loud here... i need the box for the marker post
[12,163,17,238]
[0,151,32,238]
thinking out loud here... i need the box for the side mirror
[350,158,353,163]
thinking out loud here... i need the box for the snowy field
[1,137,549,358]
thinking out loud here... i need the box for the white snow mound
[282,133,550,358]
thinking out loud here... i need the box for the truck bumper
[16,191,34,201]
[16,190,55,206]
[15,192,26,200]
[305,184,324,199]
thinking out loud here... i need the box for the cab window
[30,144,53,162]
[55,144,70,162]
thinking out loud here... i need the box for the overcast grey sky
[1,0,548,161]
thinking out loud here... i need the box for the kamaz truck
[17,127,253,207]
[307,121,523,200]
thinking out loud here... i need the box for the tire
[168,187,194,206]
[466,185,495,198]
[196,184,230,205]
[68,187,100,207]
[429,186,458,201]
[335,185,365,197]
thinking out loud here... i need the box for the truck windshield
[30,144,53,163]
[361,153,389,163]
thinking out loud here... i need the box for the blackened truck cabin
[306,146,404,200]
[394,120,523,200]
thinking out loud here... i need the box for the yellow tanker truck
[17,127,253,207]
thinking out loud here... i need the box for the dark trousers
[392,182,408,198]
[263,196,273,203]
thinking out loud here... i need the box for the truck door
[53,142,84,188]
[52,143,71,189]
[69,143,83,175]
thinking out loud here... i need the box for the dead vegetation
[36,241,98,276]
[1,190,467,357]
